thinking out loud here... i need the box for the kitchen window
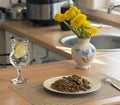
[75,0,120,24]
[110,0,120,12]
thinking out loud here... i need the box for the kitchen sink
[59,33,120,52]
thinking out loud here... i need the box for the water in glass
[9,38,30,84]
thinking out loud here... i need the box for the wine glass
[9,37,30,84]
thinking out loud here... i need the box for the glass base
[11,77,28,84]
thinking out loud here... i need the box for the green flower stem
[63,21,90,39]
[64,21,79,36]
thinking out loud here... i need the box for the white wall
[75,0,120,24]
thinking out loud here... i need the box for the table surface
[0,54,120,105]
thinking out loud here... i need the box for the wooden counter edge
[76,96,120,105]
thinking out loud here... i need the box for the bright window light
[110,0,120,3]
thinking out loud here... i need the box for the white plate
[43,76,101,95]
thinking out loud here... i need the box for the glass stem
[17,66,22,80]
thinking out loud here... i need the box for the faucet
[107,3,120,14]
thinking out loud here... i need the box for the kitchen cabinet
[48,51,67,62]
[5,31,67,65]
[32,43,46,64]
[0,29,6,67]
[32,43,67,64]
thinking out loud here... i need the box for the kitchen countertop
[1,20,73,59]
[1,20,120,59]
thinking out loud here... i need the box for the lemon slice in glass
[14,42,28,59]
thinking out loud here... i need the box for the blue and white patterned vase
[72,38,96,69]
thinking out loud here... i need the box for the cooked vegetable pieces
[51,75,91,92]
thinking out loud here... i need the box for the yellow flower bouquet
[55,6,98,39]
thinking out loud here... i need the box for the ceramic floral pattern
[75,48,96,63]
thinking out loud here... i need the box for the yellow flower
[65,9,76,20]
[64,6,81,20]
[54,12,67,22]
[54,6,98,38]
[86,26,98,35]
[71,6,81,14]
[70,14,87,28]
[83,20,91,27]
[90,26,99,35]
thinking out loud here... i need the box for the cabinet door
[48,51,67,61]
[31,43,67,64]
[0,29,6,67]
[32,43,46,64]
[41,50,67,63]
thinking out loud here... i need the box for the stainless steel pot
[26,0,64,25]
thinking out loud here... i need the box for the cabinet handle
[0,53,10,56]
[0,63,11,66]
